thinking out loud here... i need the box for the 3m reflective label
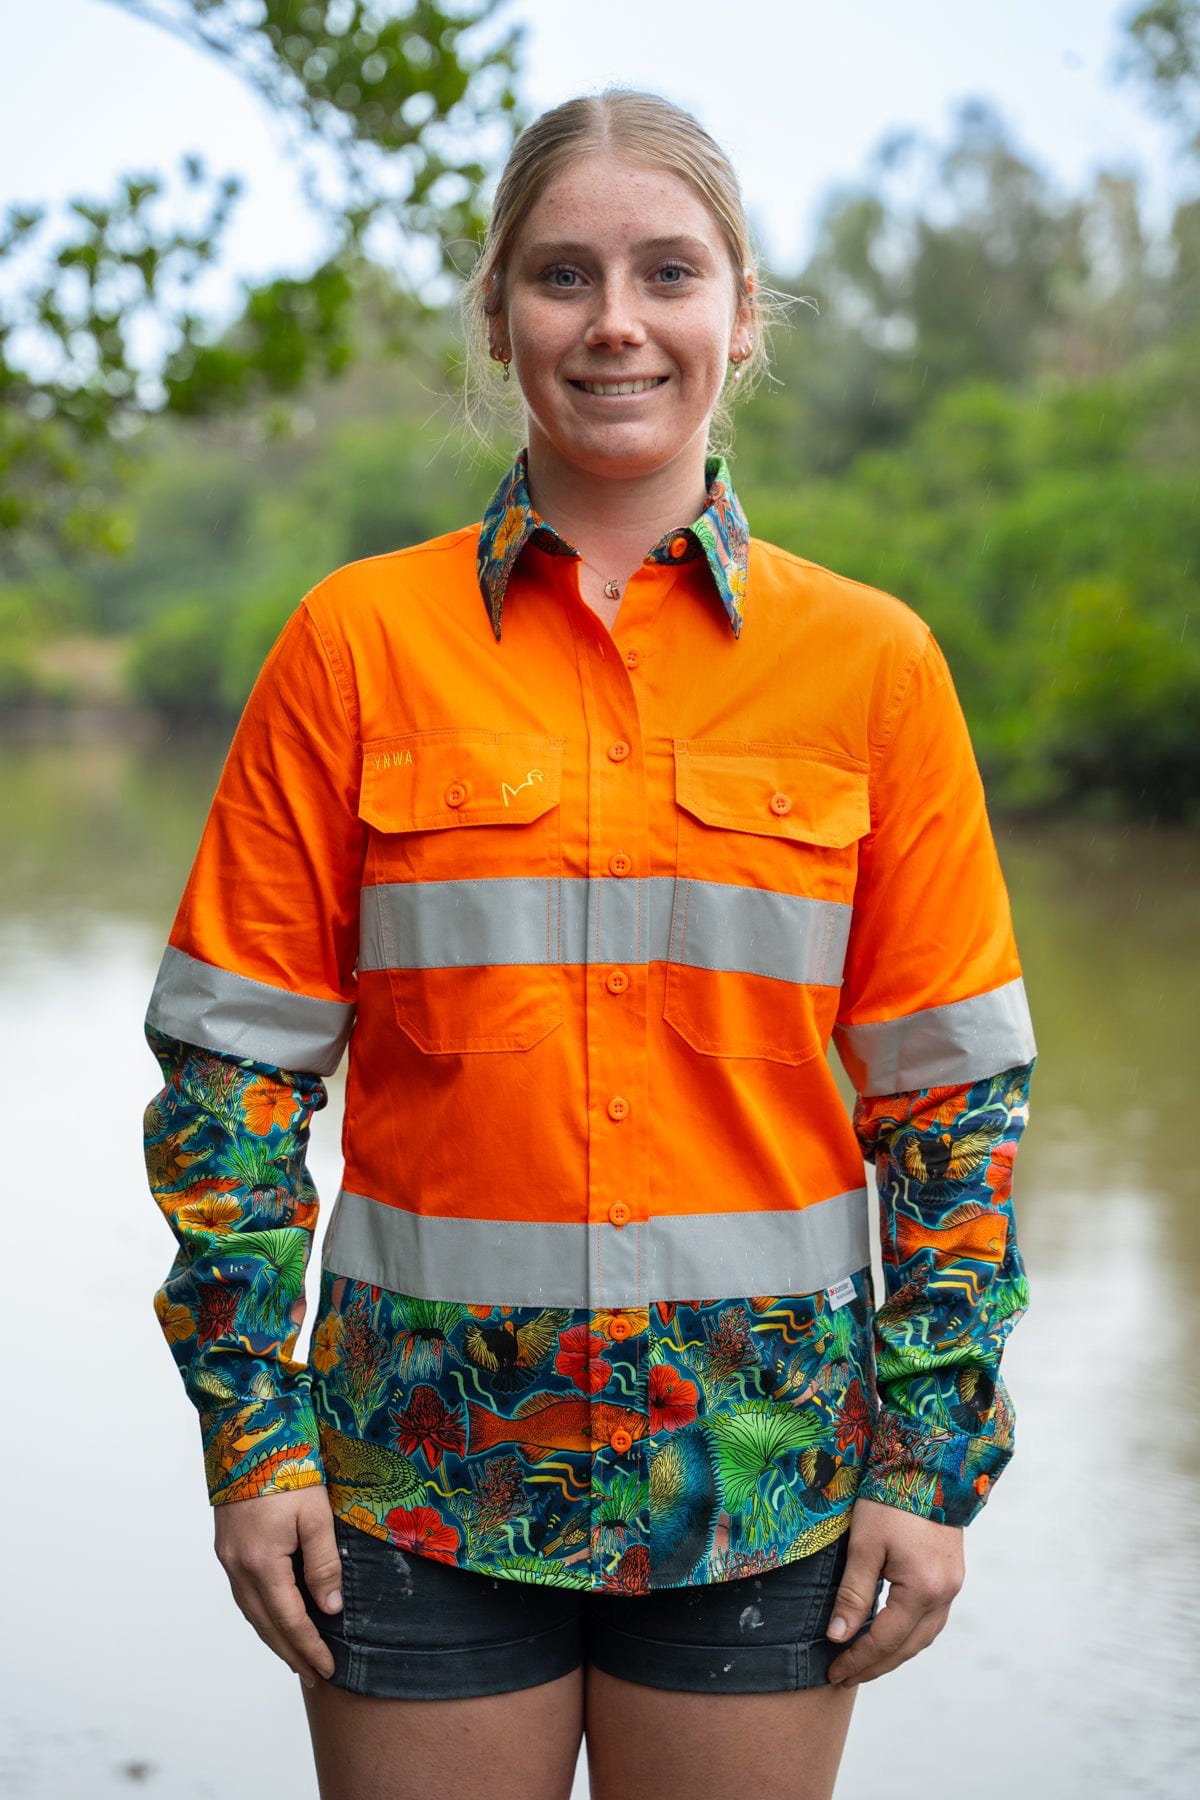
[360,875,851,988]
[834,977,1036,1093]
[322,1184,870,1309]
[146,945,355,1075]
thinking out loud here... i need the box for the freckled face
[499,153,751,489]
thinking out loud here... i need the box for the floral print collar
[476,450,750,641]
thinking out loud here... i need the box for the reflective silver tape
[834,976,1036,1094]
[322,1185,870,1309]
[669,879,851,986]
[146,945,355,1075]
[360,876,851,987]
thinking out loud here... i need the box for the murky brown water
[2,735,1197,1798]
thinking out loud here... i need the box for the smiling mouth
[569,377,668,396]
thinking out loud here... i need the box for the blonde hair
[460,90,772,455]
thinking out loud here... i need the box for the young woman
[144,92,1035,1800]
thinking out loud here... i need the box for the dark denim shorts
[295,1517,879,1699]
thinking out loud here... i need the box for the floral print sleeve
[853,1062,1033,1528]
[145,1028,328,1504]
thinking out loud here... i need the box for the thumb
[298,1496,344,1616]
[826,1532,884,1643]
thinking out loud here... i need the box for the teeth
[576,378,663,395]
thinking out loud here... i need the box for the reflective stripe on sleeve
[146,944,355,1075]
[359,875,851,988]
[834,976,1036,1094]
[322,1184,870,1309]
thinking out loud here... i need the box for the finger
[827,1584,921,1683]
[234,1564,337,1685]
[831,1606,950,1685]
[826,1540,885,1645]
[298,1507,344,1616]
[829,1598,951,1686]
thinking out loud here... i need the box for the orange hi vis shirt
[146,455,1035,1589]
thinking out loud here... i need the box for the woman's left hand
[824,1496,965,1685]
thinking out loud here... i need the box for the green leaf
[708,1404,827,1514]
[226,1228,309,1298]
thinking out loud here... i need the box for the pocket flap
[360,731,564,832]
[674,741,870,848]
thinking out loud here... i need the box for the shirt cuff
[857,1404,1014,1528]
[200,1388,326,1507]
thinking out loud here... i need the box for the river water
[1,734,1197,1799]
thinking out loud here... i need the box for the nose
[583,275,647,350]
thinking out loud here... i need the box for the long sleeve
[143,596,366,1503]
[830,627,1036,1526]
[145,1029,330,1503]
[853,1060,1032,1526]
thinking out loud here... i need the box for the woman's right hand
[213,1484,343,1686]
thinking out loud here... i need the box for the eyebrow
[520,236,716,262]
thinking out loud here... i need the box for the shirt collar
[476,450,749,641]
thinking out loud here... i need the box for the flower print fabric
[146,1025,1031,1588]
[854,1065,1033,1524]
[145,1028,325,1503]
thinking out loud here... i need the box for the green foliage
[1122,0,1200,155]
[1,0,521,559]
[124,597,227,717]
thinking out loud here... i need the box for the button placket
[573,599,651,1371]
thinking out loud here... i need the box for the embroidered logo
[501,768,544,807]
[371,749,414,770]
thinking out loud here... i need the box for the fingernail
[302,1674,315,1690]
[828,1616,848,1640]
[324,1589,343,1614]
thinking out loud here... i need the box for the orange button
[607,1095,630,1122]
[624,647,641,668]
[609,1315,632,1340]
[445,782,467,807]
[608,852,631,877]
[608,1201,631,1227]
[769,791,792,815]
[669,534,689,559]
[608,740,630,762]
[610,1427,633,1453]
[606,969,630,995]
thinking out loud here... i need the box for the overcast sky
[1,0,1190,316]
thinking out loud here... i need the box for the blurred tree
[0,0,521,562]
[1122,0,1200,156]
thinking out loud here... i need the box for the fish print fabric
[146,1026,1032,1589]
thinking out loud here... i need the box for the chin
[558,426,701,482]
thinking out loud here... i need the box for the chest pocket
[358,730,565,1054]
[664,742,870,1065]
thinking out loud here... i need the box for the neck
[525,442,710,574]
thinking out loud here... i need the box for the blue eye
[659,265,684,283]
[547,267,581,288]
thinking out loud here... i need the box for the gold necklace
[576,554,641,600]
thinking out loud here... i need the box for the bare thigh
[584,1666,857,1800]
[302,1668,585,1800]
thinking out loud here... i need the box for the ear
[730,267,756,356]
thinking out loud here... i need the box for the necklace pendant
[603,579,620,600]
